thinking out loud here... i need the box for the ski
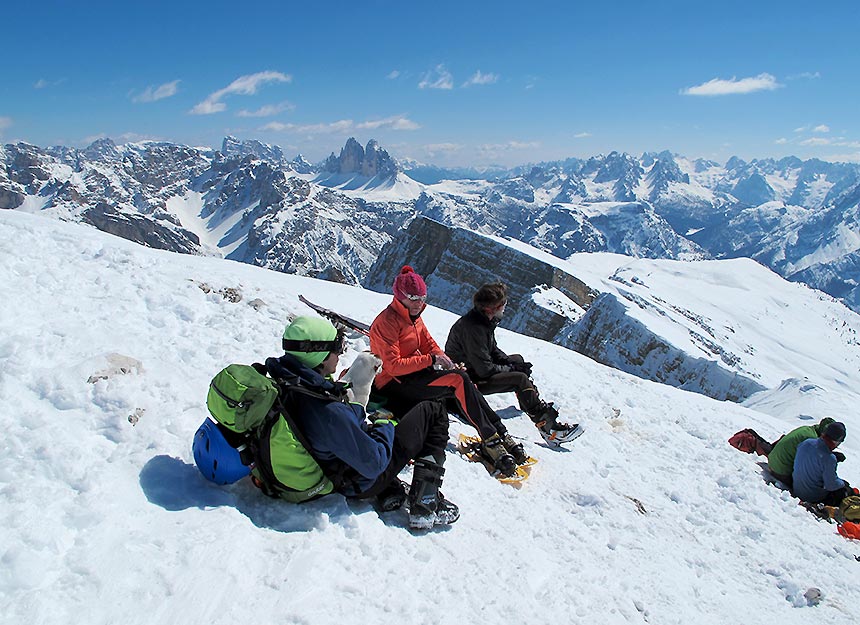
[299,294,370,336]
[457,433,535,487]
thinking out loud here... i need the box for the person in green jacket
[767,417,834,487]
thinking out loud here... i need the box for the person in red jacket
[370,265,522,476]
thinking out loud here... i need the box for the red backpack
[728,429,772,456]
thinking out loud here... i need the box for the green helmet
[282,316,344,369]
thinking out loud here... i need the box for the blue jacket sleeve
[321,402,395,480]
[822,454,846,492]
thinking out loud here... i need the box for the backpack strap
[251,361,362,495]
[273,383,361,493]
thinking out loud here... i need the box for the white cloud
[262,120,352,134]
[117,132,159,143]
[826,152,860,163]
[34,78,66,89]
[681,73,782,96]
[775,137,789,144]
[237,101,295,118]
[794,126,808,133]
[800,137,832,146]
[424,143,463,156]
[574,132,592,139]
[463,70,499,87]
[834,140,860,148]
[132,80,181,103]
[387,70,401,79]
[356,115,420,131]
[0,116,11,133]
[82,132,158,145]
[478,141,540,154]
[812,124,830,133]
[787,71,821,80]
[190,71,291,115]
[264,115,419,134]
[418,65,454,90]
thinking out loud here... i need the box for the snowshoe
[457,434,534,486]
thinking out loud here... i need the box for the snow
[167,191,259,257]
[312,172,424,201]
[2,210,860,625]
[766,170,800,202]
[804,174,835,208]
[787,222,860,275]
[426,178,493,197]
[13,194,52,213]
[531,286,587,321]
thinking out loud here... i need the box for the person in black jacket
[445,283,583,445]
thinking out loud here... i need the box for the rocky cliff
[560,293,766,402]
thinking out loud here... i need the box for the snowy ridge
[2,210,859,624]
[312,170,425,201]
[481,232,860,413]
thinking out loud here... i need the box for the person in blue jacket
[792,421,852,505]
[266,316,458,530]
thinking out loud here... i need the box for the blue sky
[3,0,859,167]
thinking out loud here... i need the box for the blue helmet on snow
[192,418,251,485]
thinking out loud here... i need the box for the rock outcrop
[323,138,399,178]
[364,216,597,340]
[560,293,766,402]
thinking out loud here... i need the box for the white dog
[341,351,382,409]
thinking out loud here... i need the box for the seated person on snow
[265,315,458,530]
[369,265,524,477]
[792,421,853,506]
[444,282,582,445]
[766,417,835,488]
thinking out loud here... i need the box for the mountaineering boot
[434,492,460,525]
[531,402,583,445]
[479,433,518,476]
[375,478,407,512]
[501,432,529,465]
[408,458,459,529]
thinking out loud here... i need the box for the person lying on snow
[369,265,523,477]
[792,421,853,506]
[266,316,459,530]
[444,282,582,445]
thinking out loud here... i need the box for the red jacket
[370,298,444,388]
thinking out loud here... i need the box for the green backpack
[206,364,335,503]
[840,495,860,522]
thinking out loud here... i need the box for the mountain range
[2,136,858,315]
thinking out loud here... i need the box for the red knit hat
[393,265,427,301]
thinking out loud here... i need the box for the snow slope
[489,234,860,419]
[1,211,859,625]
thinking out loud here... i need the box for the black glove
[509,362,533,375]
[834,451,846,463]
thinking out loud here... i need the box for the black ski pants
[473,354,543,416]
[814,484,853,507]
[358,399,449,499]
[378,368,505,441]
